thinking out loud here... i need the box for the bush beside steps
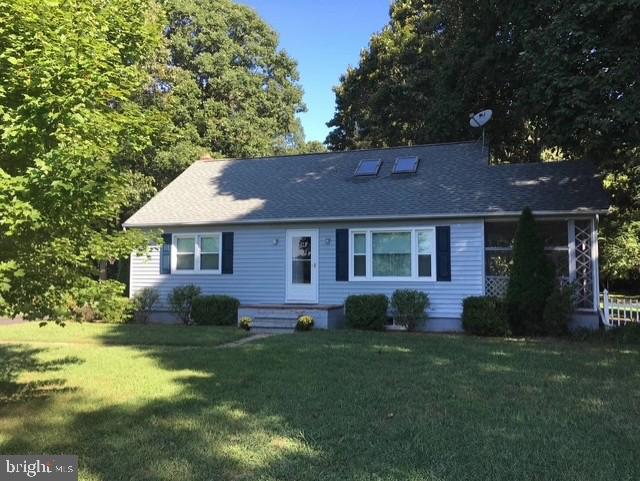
[191,295,240,325]
[345,294,389,330]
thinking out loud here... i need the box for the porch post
[591,216,600,312]
[568,220,576,283]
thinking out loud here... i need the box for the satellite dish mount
[469,109,493,148]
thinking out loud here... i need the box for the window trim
[171,233,222,275]
[348,227,437,282]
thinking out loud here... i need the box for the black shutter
[436,226,451,281]
[335,229,349,281]
[160,233,172,274]
[222,232,234,274]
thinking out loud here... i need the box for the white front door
[285,229,318,303]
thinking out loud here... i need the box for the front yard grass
[1,325,639,480]
[0,322,246,347]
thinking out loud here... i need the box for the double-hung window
[199,235,220,271]
[352,232,367,277]
[349,227,436,281]
[173,233,222,273]
[176,237,196,271]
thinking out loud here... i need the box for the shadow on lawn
[0,344,81,405]
[2,330,639,480]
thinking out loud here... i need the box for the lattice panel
[574,221,593,308]
[486,276,571,300]
[485,276,509,298]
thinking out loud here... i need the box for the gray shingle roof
[123,141,609,227]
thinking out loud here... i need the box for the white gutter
[123,209,609,229]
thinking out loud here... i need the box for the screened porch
[484,218,598,311]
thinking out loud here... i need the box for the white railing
[601,290,640,327]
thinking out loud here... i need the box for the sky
[238,0,391,143]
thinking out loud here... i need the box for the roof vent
[392,156,419,174]
[354,159,382,177]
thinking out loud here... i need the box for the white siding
[131,225,287,309]
[130,219,484,319]
[319,220,484,319]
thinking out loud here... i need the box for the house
[123,141,609,331]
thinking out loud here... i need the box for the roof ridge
[197,139,481,163]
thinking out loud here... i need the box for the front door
[285,229,318,303]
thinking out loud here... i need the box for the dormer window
[354,159,382,177]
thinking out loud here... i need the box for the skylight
[393,156,419,174]
[354,159,382,177]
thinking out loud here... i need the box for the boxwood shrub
[391,289,429,332]
[191,295,240,326]
[462,296,510,337]
[542,285,573,336]
[345,294,389,330]
[168,284,201,324]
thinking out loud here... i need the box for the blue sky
[238,0,391,143]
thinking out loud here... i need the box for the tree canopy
[0,0,163,318]
[0,0,322,320]
[326,0,640,281]
[137,0,309,189]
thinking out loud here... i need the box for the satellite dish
[469,109,493,128]
[469,109,493,149]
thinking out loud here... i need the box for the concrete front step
[251,326,295,334]
[252,318,298,329]
[238,304,345,330]
[244,310,301,320]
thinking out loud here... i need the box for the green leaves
[0,0,163,320]
[327,0,640,282]
[137,0,306,189]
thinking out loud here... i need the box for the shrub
[168,284,201,324]
[66,279,133,323]
[542,285,573,336]
[506,207,556,335]
[345,294,389,330]
[608,323,640,344]
[239,316,252,331]
[569,323,640,345]
[132,287,159,323]
[296,315,314,331]
[462,296,510,337]
[191,295,240,325]
[391,289,429,331]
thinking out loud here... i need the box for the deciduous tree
[327,0,640,281]
[137,0,307,189]
[0,0,163,319]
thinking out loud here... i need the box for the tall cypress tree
[506,208,556,335]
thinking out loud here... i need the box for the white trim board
[124,210,607,229]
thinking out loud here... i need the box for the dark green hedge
[462,296,510,337]
[191,295,240,326]
[345,294,389,330]
[390,289,429,331]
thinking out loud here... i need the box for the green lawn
[0,322,246,346]
[1,325,639,481]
